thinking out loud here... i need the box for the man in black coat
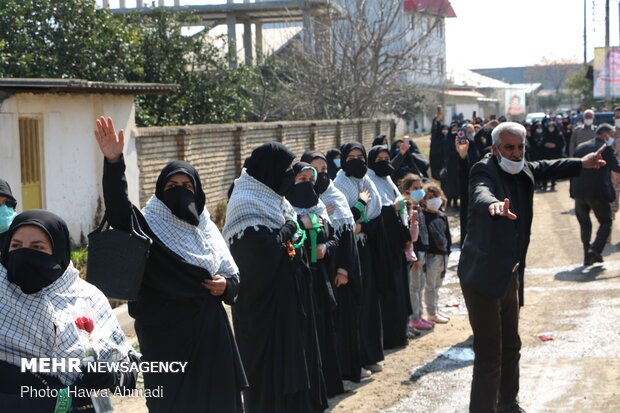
[457,122,605,413]
[570,123,620,266]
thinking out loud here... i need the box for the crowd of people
[0,109,615,412]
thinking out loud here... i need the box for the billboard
[505,89,526,121]
[593,46,620,99]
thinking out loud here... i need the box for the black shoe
[588,250,604,264]
[498,404,526,413]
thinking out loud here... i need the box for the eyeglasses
[0,199,16,208]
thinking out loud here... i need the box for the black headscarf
[1,210,71,293]
[246,142,295,193]
[0,179,16,206]
[154,161,206,226]
[325,149,341,180]
[367,145,394,178]
[367,145,390,168]
[292,161,314,177]
[286,162,320,209]
[1,210,70,269]
[155,161,206,212]
[301,151,331,195]
[340,142,367,162]
[300,151,327,164]
[372,135,387,147]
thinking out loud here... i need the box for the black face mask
[314,172,330,195]
[343,159,367,179]
[7,248,65,294]
[372,160,394,177]
[276,169,296,196]
[286,181,320,208]
[163,186,200,226]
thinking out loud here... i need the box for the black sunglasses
[1,199,16,208]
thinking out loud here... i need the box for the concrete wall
[0,93,138,244]
[134,118,394,211]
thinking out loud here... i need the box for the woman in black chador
[334,142,385,374]
[286,161,345,397]
[95,116,247,413]
[301,150,363,384]
[223,142,327,413]
[366,145,411,349]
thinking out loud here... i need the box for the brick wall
[134,118,394,210]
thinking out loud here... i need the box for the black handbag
[86,210,152,300]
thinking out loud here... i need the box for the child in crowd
[422,184,452,324]
[399,174,433,332]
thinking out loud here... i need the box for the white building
[402,0,456,88]
[0,79,175,244]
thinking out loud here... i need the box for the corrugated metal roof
[0,78,178,95]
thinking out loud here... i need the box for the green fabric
[308,213,322,263]
[353,201,369,223]
[53,387,72,413]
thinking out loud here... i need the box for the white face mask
[426,197,443,212]
[615,119,620,128]
[584,118,594,126]
[497,154,525,175]
[606,136,614,146]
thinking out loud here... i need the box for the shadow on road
[554,265,606,282]
[408,336,474,383]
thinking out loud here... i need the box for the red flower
[75,316,95,334]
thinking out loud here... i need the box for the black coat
[542,129,565,159]
[570,138,620,202]
[458,154,582,303]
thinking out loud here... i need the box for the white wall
[403,13,447,87]
[0,93,137,244]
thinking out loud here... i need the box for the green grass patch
[71,247,88,280]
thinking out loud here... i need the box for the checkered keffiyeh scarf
[319,182,355,234]
[143,195,239,277]
[292,198,331,227]
[223,169,297,245]
[367,169,400,207]
[0,263,133,385]
[333,170,382,221]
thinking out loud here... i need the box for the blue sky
[100,0,620,69]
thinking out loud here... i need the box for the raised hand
[488,198,517,220]
[401,136,411,155]
[455,137,469,160]
[94,116,124,163]
[581,144,607,169]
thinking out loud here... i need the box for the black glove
[73,370,120,390]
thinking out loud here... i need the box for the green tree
[131,9,253,126]
[0,1,253,126]
[566,67,596,110]
[0,0,142,80]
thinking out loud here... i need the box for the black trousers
[574,197,612,255]
[461,274,521,413]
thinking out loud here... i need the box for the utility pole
[606,0,611,104]
[584,0,587,65]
